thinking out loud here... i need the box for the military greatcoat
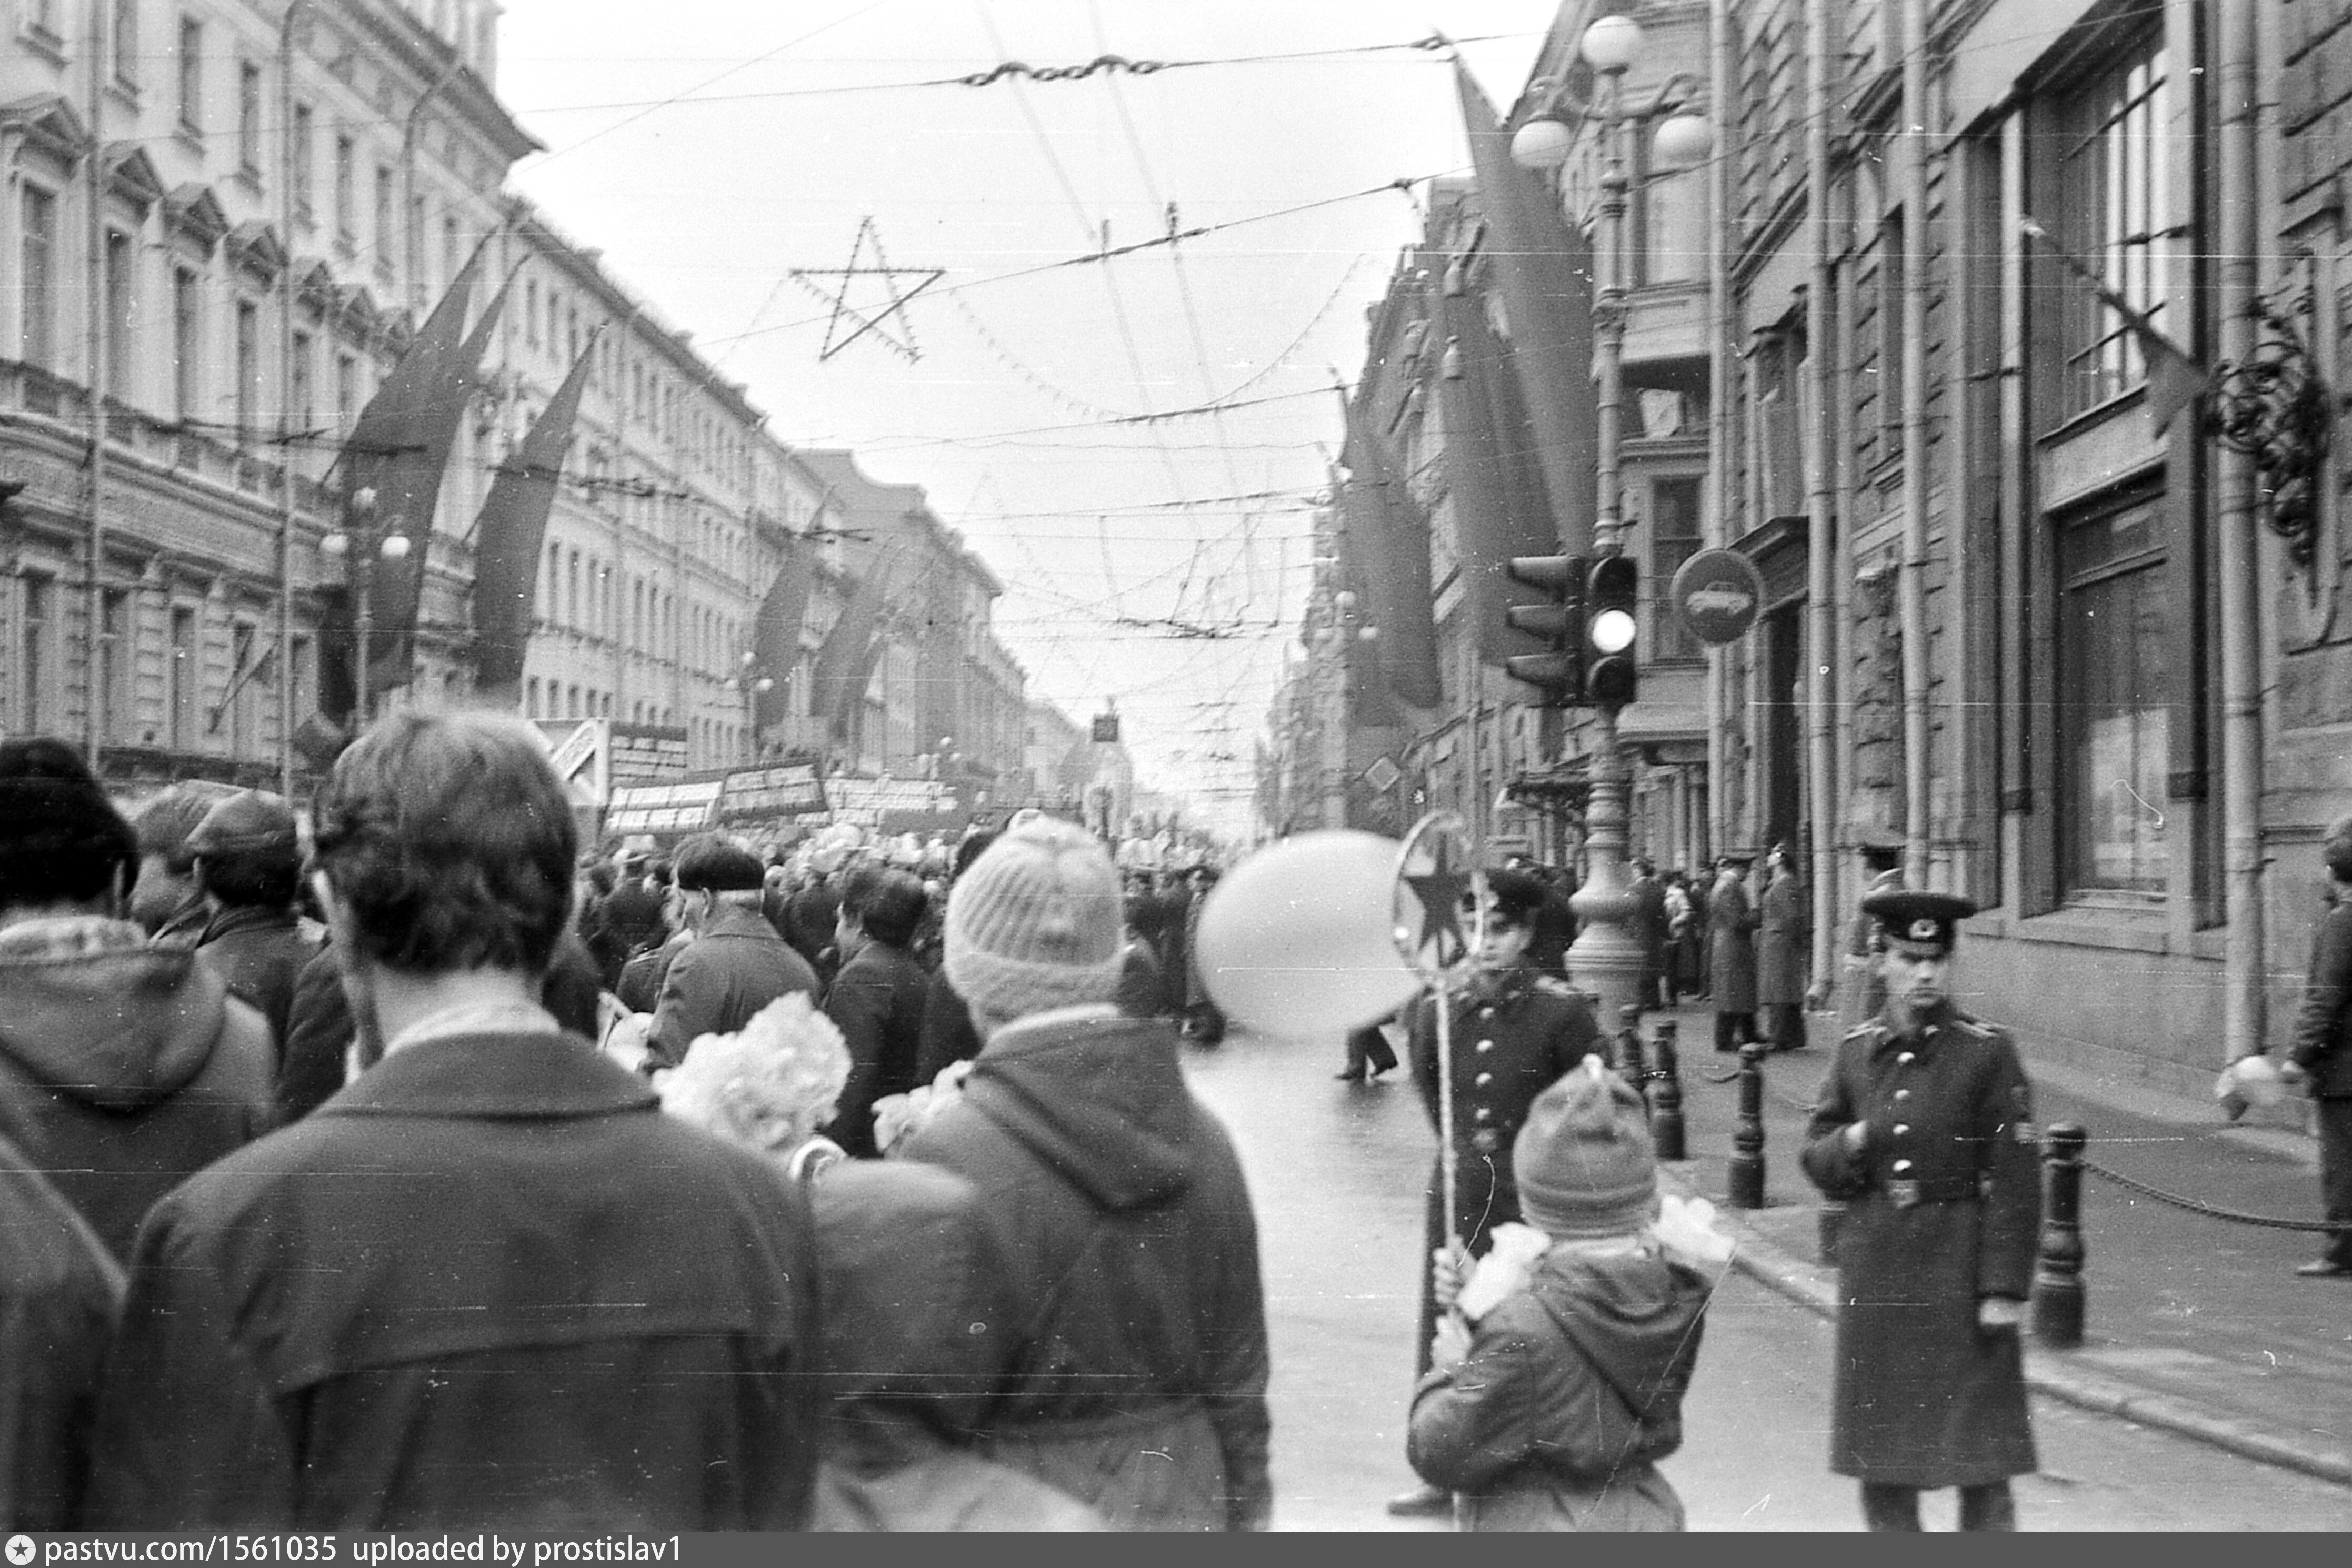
[1799,1006,2041,1487]
[1406,964,1599,1373]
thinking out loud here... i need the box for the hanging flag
[2019,216,2207,431]
[1440,259,1566,666]
[469,335,597,698]
[1455,59,1599,558]
[750,537,814,730]
[1337,389,1444,709]
[364,263,515,696]
[808,548,899,740]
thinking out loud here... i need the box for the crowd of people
[0,717,1266,1533]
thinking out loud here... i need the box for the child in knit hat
[1407,1056,1732,1531]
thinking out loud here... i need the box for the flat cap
[185,790,298,860]
[674,837,765,892]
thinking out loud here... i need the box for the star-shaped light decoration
[789,217,944,364]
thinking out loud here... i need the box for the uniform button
[1475,1072,1493,1087]
[1892,1159,1913,1173]
[1894,1089,1911,1103]
[1897,1051,1916,1065]
[1893,1124,1910,1137]
[1480,1006,1496,1019]
[1476,1040,1495,1053]
[1475,1107,1493,1122]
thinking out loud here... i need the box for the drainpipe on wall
[1706,0,1732,863]
[2217,0,2266,1063]
[82,1,107,772]
[1805,0,1839,983]
[1898,0,1933,892]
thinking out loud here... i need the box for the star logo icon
[1400,825,1475,974]
[790,217,944,364]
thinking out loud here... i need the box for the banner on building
[717,762,827,822]
[471,336,598,696]
[605,779,725,836]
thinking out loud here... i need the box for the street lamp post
[732,648,774,764]
[321,486,411,729]
[1541,14,1709,1028]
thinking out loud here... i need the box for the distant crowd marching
[1,709,2123,1534]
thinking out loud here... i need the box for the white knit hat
[944,817,1126,1025]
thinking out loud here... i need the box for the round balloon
[1195,830,1426,1039]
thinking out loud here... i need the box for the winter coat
[1629,876,1669,972]
[1799,1007,2041,1486]
[822,939,931,1157]
[195,905,323,1064]
[807,1160,1103,1532]
[1756,872,1811,1008]
[915,967,984,1086]
[81,1027,825,1531]
[1408,1244,1708,1532]
[0,1132,122,1532]
[899,1007,1272,1531]
[1706,875,1760,1013]
[785,880,843,975]
[2289,890,2352,1098]
[650,903,821,1069]
[0,916,275,1261]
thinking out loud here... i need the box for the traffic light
[1586,554,1639,709]
[1503,554,1586,707]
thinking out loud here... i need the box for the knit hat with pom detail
[944,816,1127,1027]
[1513,1055,1660,1242]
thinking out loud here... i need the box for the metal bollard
[1727,1042,1767,1209]
[1649,1019,1687,1161]
[2033,1121,2087,1348]
[1614,1003,1646,1084]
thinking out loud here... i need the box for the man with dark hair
[822,863,932,1157]
[1629,856,1669,1013]
[649,836,820,1072]
[85,712,825,1531]
[188,791,323,1063]
[0,740,274,1261]
[916,829,999,1083]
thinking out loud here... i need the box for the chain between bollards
[1727,1041,1768,1209]
[2033,1121,2087,1348]
[1648,1018,1686,1161]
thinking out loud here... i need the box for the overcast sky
[495,1,1560,840]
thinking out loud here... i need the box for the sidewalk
[1636,1002,2352,1490]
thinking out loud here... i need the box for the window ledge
[2002,906,2171,954]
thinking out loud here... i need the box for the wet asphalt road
[1177,1023,2352,1532]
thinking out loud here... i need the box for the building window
[2056,493,2168,898]
[104,229,135,395]
[525,279,539,347]
[291,329,314,430]
[173,266,203,420]
[168,606,198,750]
[99,588,132,744]
[527,677,541,717]
[229,622,257,756]
[21,577,53,735]
[1650,475,1703,661]
[238,59,263,177]
[291,634,313,726]
[112,0,138,87]
[292,104,315,222]
[19,185,57,370]
[177,16,203,136]
[235,300,259,444]
[2052,31,2170,421]
[546,541,562,621]
[335,351,357,431]
[1636,152,1703,287]
[334,135,355,241]
[374,165,394,266]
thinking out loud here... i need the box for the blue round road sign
[1670,548,1766,645]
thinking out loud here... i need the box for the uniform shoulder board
[1841,1020,1884,1042]
[1534,976,1580,999]
[1950,1014,2003,1042]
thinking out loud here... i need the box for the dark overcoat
[822,938,932,1157]
[1799,1007,2041,1486]
[1406,967,1599,1370]
[1756,872,1811,1008]
[1706,875,1760,1013]
[81,1029,826,1530]
[650,904,821,1069]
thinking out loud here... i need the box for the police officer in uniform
[1386,867,1600,1517]
[1800,890,2040,1532]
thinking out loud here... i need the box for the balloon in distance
[1196,831,1425,1039]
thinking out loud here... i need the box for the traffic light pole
[1565,56,1645,1031]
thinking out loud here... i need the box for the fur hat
[944,816,1125,1026]
[1513,1056,1660,1242]
[0,738,137,908]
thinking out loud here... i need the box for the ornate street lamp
[319,485,409,725]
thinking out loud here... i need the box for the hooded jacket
[1408,1244,1709,1532]
[0,916,275,1260]
[899,1007,1272,1532]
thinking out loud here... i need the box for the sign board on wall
[605,779,724,835]
[717,763,826,821]
[610,723,689,785]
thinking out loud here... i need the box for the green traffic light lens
[1590,607,1636,654]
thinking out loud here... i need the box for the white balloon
[1195,830,1424,1039]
